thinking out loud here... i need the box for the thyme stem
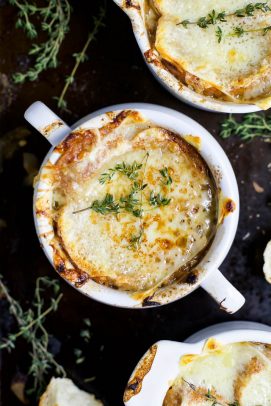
[56,4,106,110]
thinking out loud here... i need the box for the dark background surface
[0,0,271,405]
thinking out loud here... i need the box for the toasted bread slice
[39,378,102,406]
[264,240,271,283]
[153,0,269,20]
[155,13,271,102]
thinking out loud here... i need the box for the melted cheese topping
[163,340,271,406]
[53,113,217,292]
[150,0,271,106]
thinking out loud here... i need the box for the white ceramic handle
[24,101,71,146]
[200,269,245,314]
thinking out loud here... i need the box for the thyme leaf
[159,167,172,185]
[219,113,271,141]
[127,226,144,250]
[216,26,223,42]
[149,191,171,207]
[232,26,245,37]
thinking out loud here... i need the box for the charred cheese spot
[164,340,271,406]
[51,113,217,292]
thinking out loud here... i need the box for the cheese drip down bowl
[25,102,244,311]
[113,0,271,113]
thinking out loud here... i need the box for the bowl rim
[113,0,263,114]
[124,322,271,405]
[33,102,239,309]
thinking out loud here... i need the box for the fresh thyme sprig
[55,4,106,110]
[182,379,240,406]
[73,193,120,215]
[230,24,271,38]
[99,161,143,184]
[120,181,147,218]
[0,275,66,397]
[178,3,270,28]
[179,9,226,29]
[177,3,271,42]
[10,0,72,83]
[219,113,271,141]
[74,156,172,249]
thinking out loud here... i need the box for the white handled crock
[25,101,244,312]
[113,0,262,114]
[124,321,271,406]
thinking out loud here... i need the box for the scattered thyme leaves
[235,2,270,17]
[220,113,271,141]
[127,226,144,250]
[10,0,72,83]
[74,155,172,251]
[120,183,143,218]
[0,275,65,398]
[177,3,271,42]
[215,26,223,42]
[99,161,143,184]
[232,26,245,37]
[159,167,172,186]
[73,193,120,215]
[149,191,171,207]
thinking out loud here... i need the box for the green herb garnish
[10,0,72,83]
[159,167,172,186]
[149,191,171,207]
[127,227,144,250]
[119,182,147,218]
[215,26,223,43]
[232,26,245,37]
[99,161,143,184]
[220,113,271,141]
[0,275,66,397]
[75,156,174,249]
[177,3,271,43]
[73,193,120,215]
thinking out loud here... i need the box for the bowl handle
[200,269,245,314]
[124,340,195,406]
[24,101,71,146]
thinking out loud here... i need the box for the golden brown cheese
[163,339,271,406]
[147,0,271,107]
[51,111,217,292]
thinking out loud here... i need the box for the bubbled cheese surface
[53,116,217,292]
[163,340,271,406]
[152,0,271,103]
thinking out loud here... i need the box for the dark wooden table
[1,0,271,405]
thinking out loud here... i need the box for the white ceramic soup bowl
[25,101,244,312]
[113,0,262,114]
[124,321,271,406]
